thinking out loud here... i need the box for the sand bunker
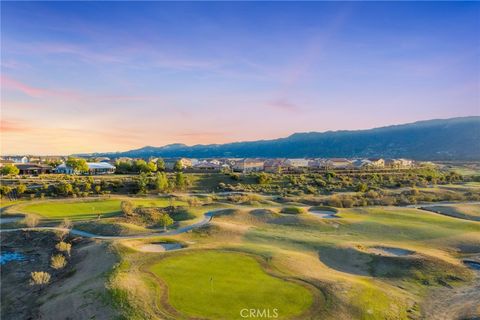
[368,246,414,257]
[309,209,338,219]
[138,242,183,252]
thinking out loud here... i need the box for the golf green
[150,250,313,319]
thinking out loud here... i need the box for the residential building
[368,158,385,168]
[14,163,53,175]
[232,159,265,173]
[56,162,115,175]
[325,158,352,169]
[264,159,285,173]
[164,158,193,170]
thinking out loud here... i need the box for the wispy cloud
[266,98,300,112]
[1,75,79,99]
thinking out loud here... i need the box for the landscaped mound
[318,245,473,285]
[280,207,307,215]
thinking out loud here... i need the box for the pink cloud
[1,75,80,99]
[267,98,300,112]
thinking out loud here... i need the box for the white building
[56,162,115,175]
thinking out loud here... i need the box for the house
[94,157,111,163]
[232,159,265,173]
[307,159,326,170]
[264,159,285,173]
[164,158,193,170]
[56,162,115,175]
[367,158,385,168]
[192,161,221,171]
[325,158,352,169]
[352,159,373,169]
[385,158,413,169]
[14,163,53,175]
[285,158,309,168]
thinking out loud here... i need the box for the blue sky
[1,1,479,154]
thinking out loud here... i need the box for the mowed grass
[422,204,480,221]
[150,251,312,319]
[21,198,187,220]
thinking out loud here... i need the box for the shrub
[50,254,67,269]
[281,207,306,215]
[121,200,135,217]
[56,241,72,256]
[30,271,51,286]
[24,215,39,228]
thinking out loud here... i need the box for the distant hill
[83,117,480,160]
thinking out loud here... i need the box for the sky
[1,1,479,155]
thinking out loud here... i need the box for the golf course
[1,193,480,319]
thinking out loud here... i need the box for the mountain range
[82,116,480,160]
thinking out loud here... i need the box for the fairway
[21,198,187,220]
[150,251,313,319]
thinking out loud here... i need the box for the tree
[0,186,12,197]
[158,213,174,231]
[66,157,89,173]
[156,158,165,172]
[94,185,101,194]
[1,164,19,176]
[58,182,73,196]
[175,172,187,190]
[147,161,157,172]
[356,183,368,192]
[174,160,183,172]
[16,184,27,195]
[121,200,135,217]
[137,173,149,194]
[30,271,51,286]
[134,159,150,173]
[155,172,169,192]
[50,254,67,269]
[257,173,271,185]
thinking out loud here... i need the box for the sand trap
[463,260,480,271]
[309,209,338,219]
[138,242,183,252]
[368,246,414,257]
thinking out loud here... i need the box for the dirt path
[0,210,216,240]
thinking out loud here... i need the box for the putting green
[21,198,187,220]
[150,251,313,319]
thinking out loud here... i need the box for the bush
[56,241,72,256]
[280,207,306,215]
[121,200,135,217]
[30,271,51,286]
[24,215,39,228]
[50,254,67,269]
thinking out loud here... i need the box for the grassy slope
[150,250,312,320]
[422,204,480,221]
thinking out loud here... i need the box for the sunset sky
[1,2,479,155]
